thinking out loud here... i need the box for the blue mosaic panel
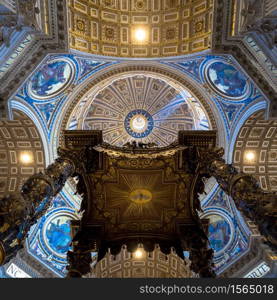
[206,61,249,98]
[207,214,232,253]
[44,215,72,255]
[79,59,103,77]
[28,59,74,99]
[36,208,78,264]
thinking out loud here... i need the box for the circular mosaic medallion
[28,58,74,99]
[124,109,154,138]
[206,214,232,253]
[206,61,249,99]
[40,210,78,261]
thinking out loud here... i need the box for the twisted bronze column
[196,147,277,250]
[0,148,78,265]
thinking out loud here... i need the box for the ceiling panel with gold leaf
[68,0,213,57]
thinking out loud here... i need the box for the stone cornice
[212,0,277,119]
[219,236,276,278]
[0,0,69,118]
[15,246,58,278]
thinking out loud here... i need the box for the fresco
[29,59,73,99]
[207,61,248,98]
[207,214,231,253]
[44,214,72,257]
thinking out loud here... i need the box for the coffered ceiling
[68,0,213,57]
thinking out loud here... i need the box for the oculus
[124,109,154,138]
[134,28,147,42]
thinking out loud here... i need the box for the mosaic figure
[80,59,101,76]
[30,60,72,98]
[207,214,231,253]
[207,61,248,98]
[45,215,72,255]
[179,59,202,78]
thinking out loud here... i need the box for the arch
[50,62,226,158]
[0,109,46,197]
[232,108,277,191]
[9,99,51,166]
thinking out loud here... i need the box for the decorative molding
[0,0,69,118]
[211,0,277,118]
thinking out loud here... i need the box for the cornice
[212,0,277,119]
[15,247,58,278]
[219,236,263,278]
[0,0,69,118]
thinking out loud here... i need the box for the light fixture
[134,248,143,259]
[20,152,33,164]
[244,151,255,162]
[134,28,147,42]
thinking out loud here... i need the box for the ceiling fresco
[4,51,268,277]
[26,194,80,275]
[207,214,232,253]
[201,187,250,271]
[163,56,266,143]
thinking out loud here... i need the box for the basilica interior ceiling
[0,50,268,278]
[0,0,276,279]
[68,0,213,57]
